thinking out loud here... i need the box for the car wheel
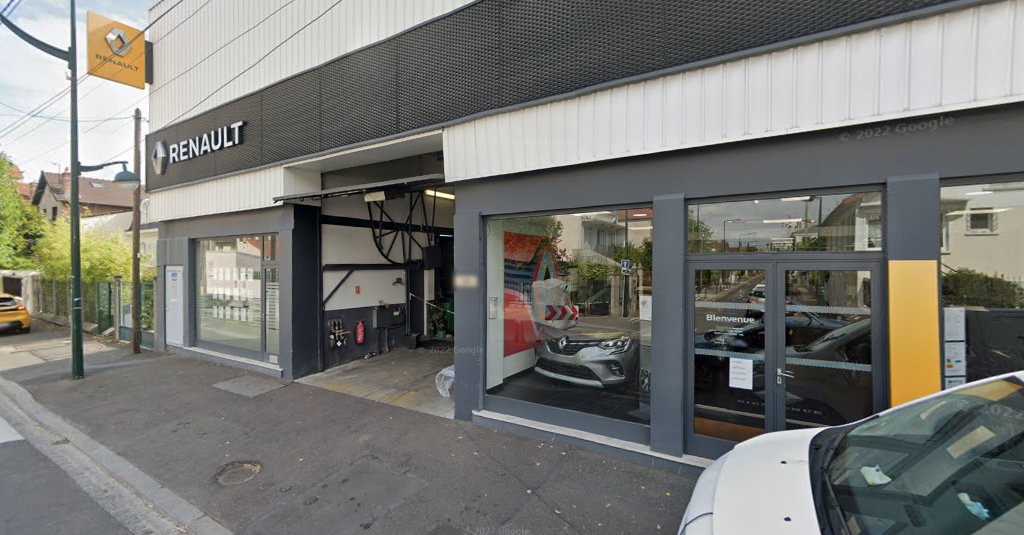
[20,326,31,334]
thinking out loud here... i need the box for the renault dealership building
[146,0,1024,462]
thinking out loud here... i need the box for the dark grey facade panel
[262,73,322,165]
[322,42,399,149]
[886,175,941,261]
[154,205,316,380]
[146,0,962,190]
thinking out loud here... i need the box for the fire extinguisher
[355,320,366,345]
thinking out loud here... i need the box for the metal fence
[27,277,154,347]
[117,279,155,349]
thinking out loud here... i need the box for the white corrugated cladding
[443,0,1024,182]
[147,167,279,222]
[145,0,472,222]
[147,0,474,130]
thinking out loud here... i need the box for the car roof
[0,293,14,299]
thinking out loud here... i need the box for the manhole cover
[214,460,262,486]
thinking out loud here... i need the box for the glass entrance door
[688,262,881,454]
[778,268,875,429]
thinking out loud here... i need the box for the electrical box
[373,304,406,329]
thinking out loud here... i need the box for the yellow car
[0,293,31,333]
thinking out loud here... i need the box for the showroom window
[484,209,653,424]
[688,191,883,253]
[195,235,279,359]
[940,180,1024,386]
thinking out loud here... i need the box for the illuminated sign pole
[0,6,146,379]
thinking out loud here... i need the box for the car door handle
[777,368,795,379]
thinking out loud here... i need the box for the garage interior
[276,137,456,418]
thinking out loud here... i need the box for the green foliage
[573,261,616,284]
[0,155,45,269]
[687,210,716,252]
[614,236,653,270]
[942,268,1024,309]
[34,214,133,282]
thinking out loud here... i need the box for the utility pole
[131,108,142,354]
[67,0,85,379]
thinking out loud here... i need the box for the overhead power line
[0,0,193,143]
[164,0,344,127]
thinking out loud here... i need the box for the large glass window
[196,235,277,358]
[485,209,653,424]
[940,181,1024,385]
[688,192,883,253]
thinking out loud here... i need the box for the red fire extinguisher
[355,320,366,345]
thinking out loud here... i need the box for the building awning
[273,173,445,204]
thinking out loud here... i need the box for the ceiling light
[965,191,992,196]
[781,196,812,202]
[425,189,455,200]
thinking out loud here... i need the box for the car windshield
[821,376,1024,534]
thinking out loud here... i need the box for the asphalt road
[0,414,130,535]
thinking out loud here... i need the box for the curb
[0,375,232,535]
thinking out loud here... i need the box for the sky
[0,0,151,182]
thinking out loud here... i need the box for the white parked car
[679,371,1024,534]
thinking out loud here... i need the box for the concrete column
[454,211,484,421]
[650,194,686,456]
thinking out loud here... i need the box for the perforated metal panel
[147,0,958,191]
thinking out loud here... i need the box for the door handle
[777,368,795,379]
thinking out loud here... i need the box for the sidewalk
[0,322,700,534]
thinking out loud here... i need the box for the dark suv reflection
[693,313,846,388]
[695,316,874,427]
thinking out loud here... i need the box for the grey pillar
[886,174,940,260]
[650,194,686,456]
[454,211,484,421]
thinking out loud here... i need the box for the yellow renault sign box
[87,12,146,89]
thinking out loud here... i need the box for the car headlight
[598,336,631,354]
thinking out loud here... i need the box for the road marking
[0,413,23,444]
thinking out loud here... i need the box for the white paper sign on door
[728,358,754,390]
[944,307,966,341]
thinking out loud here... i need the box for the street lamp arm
[79,160,130,173]
[0,12,70,63]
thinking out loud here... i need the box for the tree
[34,214,133,282]
[0,155,45,269]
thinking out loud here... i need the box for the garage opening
[276,151,456,418]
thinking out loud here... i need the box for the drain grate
[214,460,262,486]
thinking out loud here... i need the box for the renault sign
[87,12,146,89]
[151,121,246,176]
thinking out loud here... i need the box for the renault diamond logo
[151,141,168,176]
[105,27,131,57]
[558,336,568,351]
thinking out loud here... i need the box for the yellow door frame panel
[888,260,941,405]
